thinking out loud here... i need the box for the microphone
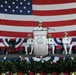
[50,28,55,31]
[47,28,55,31]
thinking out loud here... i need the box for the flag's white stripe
[33,2,76,10]
[50,25,76,32]
[0,24,76,33]
[0,14,76,22]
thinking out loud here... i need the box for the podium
[33,30,48,56]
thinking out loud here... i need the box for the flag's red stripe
[49,31,76,38]
[0,19,76,27]
[0,31,32,38]
[43,20,76,27]
[33,0,76,4]
[0,19,38,26]
[33,8,76,16]
[0,30,76,38]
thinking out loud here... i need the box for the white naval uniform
[25,38,33,54]
[34,26,46,30]
[62,37,72,54]
[47,38,55,54]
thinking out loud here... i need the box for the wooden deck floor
[0,54,76,58]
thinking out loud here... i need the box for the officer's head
[38,21,42,27]
[28,34,32,38]
[64,32,68,37]
[48,34,51,38]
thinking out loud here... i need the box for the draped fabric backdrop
[0,0,76,38]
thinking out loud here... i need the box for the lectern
[33,30,48,56]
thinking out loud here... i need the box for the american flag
[0,0,76,38]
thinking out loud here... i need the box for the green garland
[0,57,76,74]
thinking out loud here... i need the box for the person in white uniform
[25,34,33,55]
[47,34,55,54]
[34,21,46,30]
[62,32,72,54]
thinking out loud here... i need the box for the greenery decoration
[0,57,76,74]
